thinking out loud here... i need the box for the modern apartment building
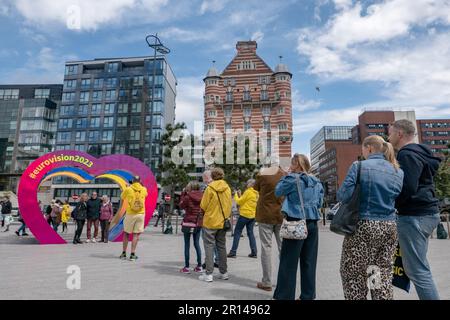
[310,126,353,175]
[53,56,176,200]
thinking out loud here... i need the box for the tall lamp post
[145,34,170,171]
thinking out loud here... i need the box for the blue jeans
[397,214,440,300]
[18,222,27,234]
[184,229,202,268]
[274,220,319,300]
[230,216,257,255]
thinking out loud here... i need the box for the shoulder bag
[280,174,308,240]
[330,161,361,236]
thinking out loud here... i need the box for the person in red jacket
[179,181,204,274]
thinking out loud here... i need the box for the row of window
[205,91,288,103]
[366,124,387,129]
[62,88,164,103]
[423,131,449,137]
[55,143,162,156]
[58,114,163,130]
[421,123,450,129]
[207,106,285,118]
[64,75,165,90]
[55,188,122,199]
[423,139,449,145]
[59,101,164,116]
[205,123,289,131]
[65,60,165,77]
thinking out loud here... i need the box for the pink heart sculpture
[17,151,158,245]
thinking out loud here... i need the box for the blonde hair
[292,153,311,173]
[211,167,225,180]
[363,136,400,170]
[186,181,200,191]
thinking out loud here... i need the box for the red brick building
[417,119,450,157]
[203,41,293,165]
[319,141,361,205]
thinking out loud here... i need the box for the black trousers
[273,220,319,300]
[74,219,85,241]
[100,220,110,242]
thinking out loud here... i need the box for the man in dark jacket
[1,196,12,232]
[389,119,442,300]
[86,191,101,243]
[73,193,88,244]
[254,165,285,291]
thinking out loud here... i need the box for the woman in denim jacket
[337,135,404,300]
[273,154,324,300]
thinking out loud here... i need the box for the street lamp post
[145,34,170,171]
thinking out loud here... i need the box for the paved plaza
[1,219,449,300]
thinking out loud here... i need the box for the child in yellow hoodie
[228,179,259,259]
[61,200,71,233]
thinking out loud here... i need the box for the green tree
[158,122,196,212]
[208,135,262,192]
[435,143,450,199]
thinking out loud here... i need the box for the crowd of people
[176,119,442,300]
[0,119,443,300]
[42,191,115,244]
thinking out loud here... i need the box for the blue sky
[1,0,450,156]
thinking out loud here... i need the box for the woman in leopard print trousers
[337,135,404,300]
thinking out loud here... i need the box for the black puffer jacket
[86,198,101,219]
[396,144,442,216]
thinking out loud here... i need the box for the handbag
[330,161,361,236]
[392,243,411,292]
[280,174,308,240]
[212,188,231,232]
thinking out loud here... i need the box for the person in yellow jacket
[199,167,232,282]
[227,179,259,259]
[119,176,148,262]
[61,200,71,233]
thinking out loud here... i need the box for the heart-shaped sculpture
[17,151,158,245]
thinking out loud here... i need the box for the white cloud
[251,31,264,43]
[10,0,170,31]
[292,89,322,112]
[0,47,76,84]
[200,0,229,14]
[175,77,205,131]
[159,27,215,42]
[297,0,450,110]
[0,3,9,15]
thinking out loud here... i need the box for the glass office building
[310,126,353,174]
[54,56,176,200]
[0,85,62,191]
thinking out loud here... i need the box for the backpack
[130,188,145,212]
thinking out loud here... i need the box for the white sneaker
[199,274,213,282]
[217,272,229,280]
[85,239,91,243]
[92,238,97,243]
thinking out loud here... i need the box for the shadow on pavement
[0,234,39,245]
[143,260,267,291]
